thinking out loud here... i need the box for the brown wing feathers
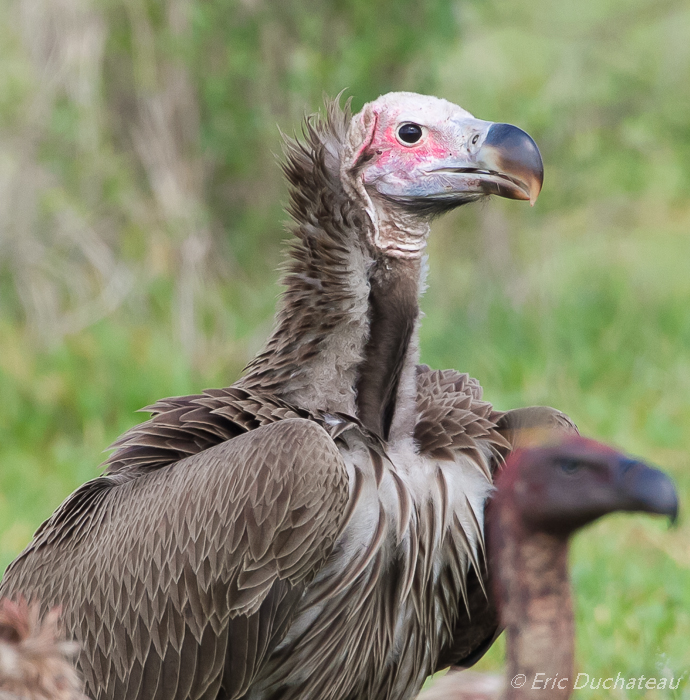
[2,420,349,700]
[104,388,315,478]
[414,366,511,469]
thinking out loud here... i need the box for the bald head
[340,91,543,258]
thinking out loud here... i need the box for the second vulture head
[492,436,679,536]
[341,92,544,258]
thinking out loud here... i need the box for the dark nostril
[619,458,638,475]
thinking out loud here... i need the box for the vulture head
[492,436,679,536]
[341,92,543,258]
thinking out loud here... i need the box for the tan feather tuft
[0,597,87,700]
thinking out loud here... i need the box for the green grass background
[1,0,689,696]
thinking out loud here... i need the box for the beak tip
[481,123,544,207]
[529,173,543,206]
[628,464,679,524]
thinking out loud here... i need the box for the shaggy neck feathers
[240,100,425,439]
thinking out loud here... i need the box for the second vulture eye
[397,123,423,145]
[558,459,582,475]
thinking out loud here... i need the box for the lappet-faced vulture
[417,436,678,700]
[1,92,575,700]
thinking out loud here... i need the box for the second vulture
[1,92,574,700]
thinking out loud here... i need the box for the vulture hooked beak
[617,459,679,525]
[429,122,544,206]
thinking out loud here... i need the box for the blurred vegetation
[1,0,689,695]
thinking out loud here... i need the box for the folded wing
[0,418,349,700]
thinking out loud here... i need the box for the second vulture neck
[492,505,575,700]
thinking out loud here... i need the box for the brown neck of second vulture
[491,503,575,700]
[239,115,426,441]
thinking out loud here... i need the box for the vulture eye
[558,459,583,476]
[397,123,423,145]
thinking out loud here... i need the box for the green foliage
[1,0,689,692]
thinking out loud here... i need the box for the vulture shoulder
[0,418,350,700]
[414,365,511,468]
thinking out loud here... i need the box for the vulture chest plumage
[247,371,505,700]
[0,92,558,700]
